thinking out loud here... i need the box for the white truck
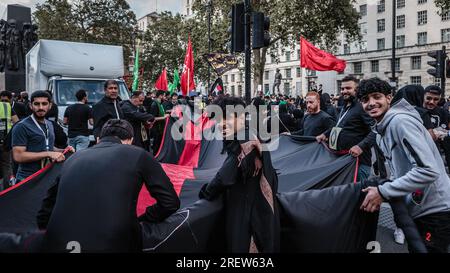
[26,39,131,127]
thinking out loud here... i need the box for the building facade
[331,0,450,95]
[224,0,450,98]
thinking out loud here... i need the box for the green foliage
[33,0,137,69]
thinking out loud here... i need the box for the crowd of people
[1,74,450,253]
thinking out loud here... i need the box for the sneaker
[394,228,405,245]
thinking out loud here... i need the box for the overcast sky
[0,0,182,19]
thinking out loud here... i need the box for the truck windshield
[55,80,130,106]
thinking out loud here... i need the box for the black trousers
[413,211,450,253]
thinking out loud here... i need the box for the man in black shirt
[120,91,154,150]
[63,89,93,151]
[316,76,376,181]
[423,85,450,167]
[37,119,180,252]
[92,80,124,141]
[290,91,335,136]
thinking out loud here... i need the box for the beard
[343,94,356,103]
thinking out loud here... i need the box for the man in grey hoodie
[358,77,450,253]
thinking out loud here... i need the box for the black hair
[104,80,118,90]
[213,96,246,117]
[156,90,166,97]
[75,89,87,101]
[131,91,144,98]
[424,85,442,96]
[341,75,359,84]
[357,78,392,99]
[99,119,134,140]
[0,90,12,99]
[30,90,52,103]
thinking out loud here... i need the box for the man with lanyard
[11,91,72,183]
[149,90,169,154]
[0,91,19,190]
[316,76,376,181]
[92,80,124,142]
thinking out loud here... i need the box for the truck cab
[44,77,130,141]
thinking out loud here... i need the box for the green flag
[168,68,180,95]
[132,46,140,92]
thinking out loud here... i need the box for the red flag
[181,37,195,96]
[155,68,168,91]
[300,37,346,73]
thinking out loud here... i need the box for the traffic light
[252,12,270,49]
[446,59,450,78]
[228,3,245,53]
[427,50,446,78]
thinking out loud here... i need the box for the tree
[140,12,186,89]
[190,0,360,91]
[33,0,137,68]
[435,0,450,12]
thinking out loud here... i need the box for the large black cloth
[199,140,280,253]
[37,137,179,252]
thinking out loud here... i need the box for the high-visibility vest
[0,102,13,137]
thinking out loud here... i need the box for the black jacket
[324,100,376,166]
[92,96,124,139]
[37,137,180,252]
[199,140,280,253]
[120,100,154,149]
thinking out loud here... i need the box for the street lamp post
[391,0,397,89]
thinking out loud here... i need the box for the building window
[360,22,367,35]
[377,38,385,50]
[394,58,401,71]
[418,11,427,25]
[264,84,270,94]
[231,74,235,82]
[296,67,301,78]
[264,71,269,80]
[411,76,422,85]
[396,35,405,48]
[231,86,235,96]
[224,75,228,83]
[377,19,385,32]
[285,51,291,62]
[285,68,292,79]
[442,10,450,21]
[344,44,350,54]
[371,60,379,73]
[359,41,367,52]
[284,83,290,94]
[417,32,427,45]
[354,62,362,74]
[411,56,422,70]
[397,15,405,28]
[377,0,385,13]
[397,0,405,8]
[187,7,190,15]
[360,4,367,16]
[442,28,450,42]
[238,85,243,97]
[418,0,427,4]
[307,69,317,77]
[297,49,301,60]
